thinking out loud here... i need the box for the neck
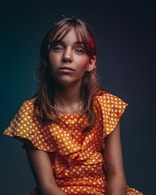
[54,82,81,103]
[53,82,82,114]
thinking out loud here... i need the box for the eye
[53,45,63,52]
[75,47,85,54]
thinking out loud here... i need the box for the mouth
[58,67,75,72]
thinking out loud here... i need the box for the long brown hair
[34,17,99,130]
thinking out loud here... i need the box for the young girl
[4,17,143,195]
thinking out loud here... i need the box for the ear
[87,55,96,72]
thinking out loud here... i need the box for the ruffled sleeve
[3,100,56,152]
[97,91,128,137]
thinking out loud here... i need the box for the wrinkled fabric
[4,89,142,195]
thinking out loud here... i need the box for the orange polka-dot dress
[3,89,142,195]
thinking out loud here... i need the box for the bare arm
[104,123,127,195]
[26,143,66,195]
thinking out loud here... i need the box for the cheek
[48,54,61,72]
[48,52,55,65]
[76,64,89,77]
[77,59,90,71]
[75,55,90,66]
[47,54,55,73]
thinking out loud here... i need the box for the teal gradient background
[0,0,155,194]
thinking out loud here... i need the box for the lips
[58,66,75,72]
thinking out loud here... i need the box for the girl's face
[48,28,96,86]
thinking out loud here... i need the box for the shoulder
[95,88,124,101]
[94,88,128,136]
[16,97,37,115]
[94,88,128,109]
[19,97,36,108]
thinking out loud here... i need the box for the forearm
[26,145,67,195]
[104,124,127,195]
[106,173,127,195]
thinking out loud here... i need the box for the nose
[62,48,73,63]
